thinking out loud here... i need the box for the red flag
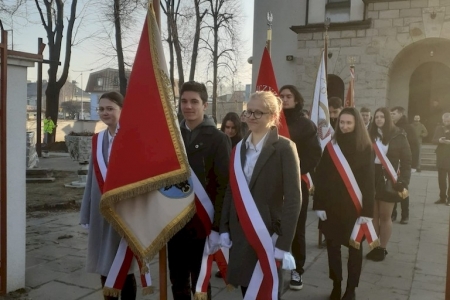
[100,4,195,264]
[345,66,355,107]
[255,47,290,138]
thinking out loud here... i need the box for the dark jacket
[384,128,412,187]
[220,127,301,287]
[313,133,374,246]
[180,116,231,238]
[432,125,450,169]
[395,116,419,169]
[284,106,322,175]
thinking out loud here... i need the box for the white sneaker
[289,270,303,290]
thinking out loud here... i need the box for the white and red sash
[373,140,398,183]
[326,142,380,250]
[92,131,153,296]
[229,142,278,300]
[301,173,314,192]
[192,169,229,300]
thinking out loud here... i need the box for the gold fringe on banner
[142,286,154,295]
[349,239,360,250]
[103,287,121,297]
[194,292,208,300]
[368,239,381,250]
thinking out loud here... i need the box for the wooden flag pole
[150,1,168,299]
[266,11,273,55]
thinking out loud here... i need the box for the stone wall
[296,0,450,112]
[26,120,107,143]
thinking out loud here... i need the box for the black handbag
[383,175,408,201]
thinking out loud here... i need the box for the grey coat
[220,127,301,287]
[79,131,123,276]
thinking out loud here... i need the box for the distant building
[206,90,247,123]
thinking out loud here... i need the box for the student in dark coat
[390,106,418,224]
[169,81,231,300]
[366,107,411,262]
[279,85,322,290]
[433,112,450,205]
[313,108,374,300]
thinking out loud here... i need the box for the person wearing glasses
[279,85,321,291]
[220,91,301,298]
[79,92,138,299]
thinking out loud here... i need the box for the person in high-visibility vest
[43,115,56,145]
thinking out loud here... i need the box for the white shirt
[107,130,115,161]
[243,132,269,184]
[374,137,389,164]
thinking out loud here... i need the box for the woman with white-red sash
[313,107,374,300]
[366,107,411,262]
[79,92,137,300]
[220,91,301,299]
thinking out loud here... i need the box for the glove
[207,231,220,255]
[274,247,285,261]
[219,232,232,249]
[393,181,406,192]
[356,217,372,225]
[315,210,327,221]
[80,224,89,230]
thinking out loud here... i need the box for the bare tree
[34,0,78,138]
[202,0,241,120]
[189,0,207,81]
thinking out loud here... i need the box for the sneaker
[435,199,446,204]
[400,217,409,224]
[289,270,303,290]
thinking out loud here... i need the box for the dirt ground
[26,170,85,212]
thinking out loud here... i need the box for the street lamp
[73,68,94,119]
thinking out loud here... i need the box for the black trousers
[438,168,450,201]
[168,227,211,300]
[392,196,409,219]
[100,274,136,300]
[326,240,362,288]
[291,182,309,275]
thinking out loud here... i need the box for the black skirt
[374,164,401,203]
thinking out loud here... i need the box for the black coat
[180,116,231,238]
[284,107,322,175]
[432,125,450,169]
[395,116,419,169]
[313,134,374,246]
[385,128,412,186]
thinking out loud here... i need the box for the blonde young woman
[220,91,301,298]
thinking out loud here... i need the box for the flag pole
[266,11,273,55]
[324,18,330,81]
[151,0,168,299]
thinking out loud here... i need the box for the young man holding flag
[168,81,231,300]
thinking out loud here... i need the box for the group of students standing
[79,81,415,300]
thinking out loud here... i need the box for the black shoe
[365,247,380,260]
[400,217,409,224]
[435,199,446,204]
[342,289,356,300]
[215,270,222,278]
[391,211,397,222]
[372,247,387,262]
[289,270,303,290]
[329,281,341,300]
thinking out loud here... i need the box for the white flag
[310,51,332,150]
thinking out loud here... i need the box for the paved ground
[8,155,448,299]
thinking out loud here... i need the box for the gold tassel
[226,284,236,292]
[369,239,381,250]
[194,292,208,300]
[103,287,121,297]
[142,286,154,295]
[349,239,360,250]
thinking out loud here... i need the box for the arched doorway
[327,74,345,102]
[409,62,450,140]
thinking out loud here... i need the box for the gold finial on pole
[266,11,273,55]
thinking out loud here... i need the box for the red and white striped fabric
[301,173,314,191]
[229,143,278,300]
[92,131,152,297]
[373,140,398,183]
[326,142,380,250]
[191,169,229,300]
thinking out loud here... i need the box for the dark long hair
[333,107,371,152]
[220,112,242,140]
[279,85,304,110]
[369,107,396,144]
